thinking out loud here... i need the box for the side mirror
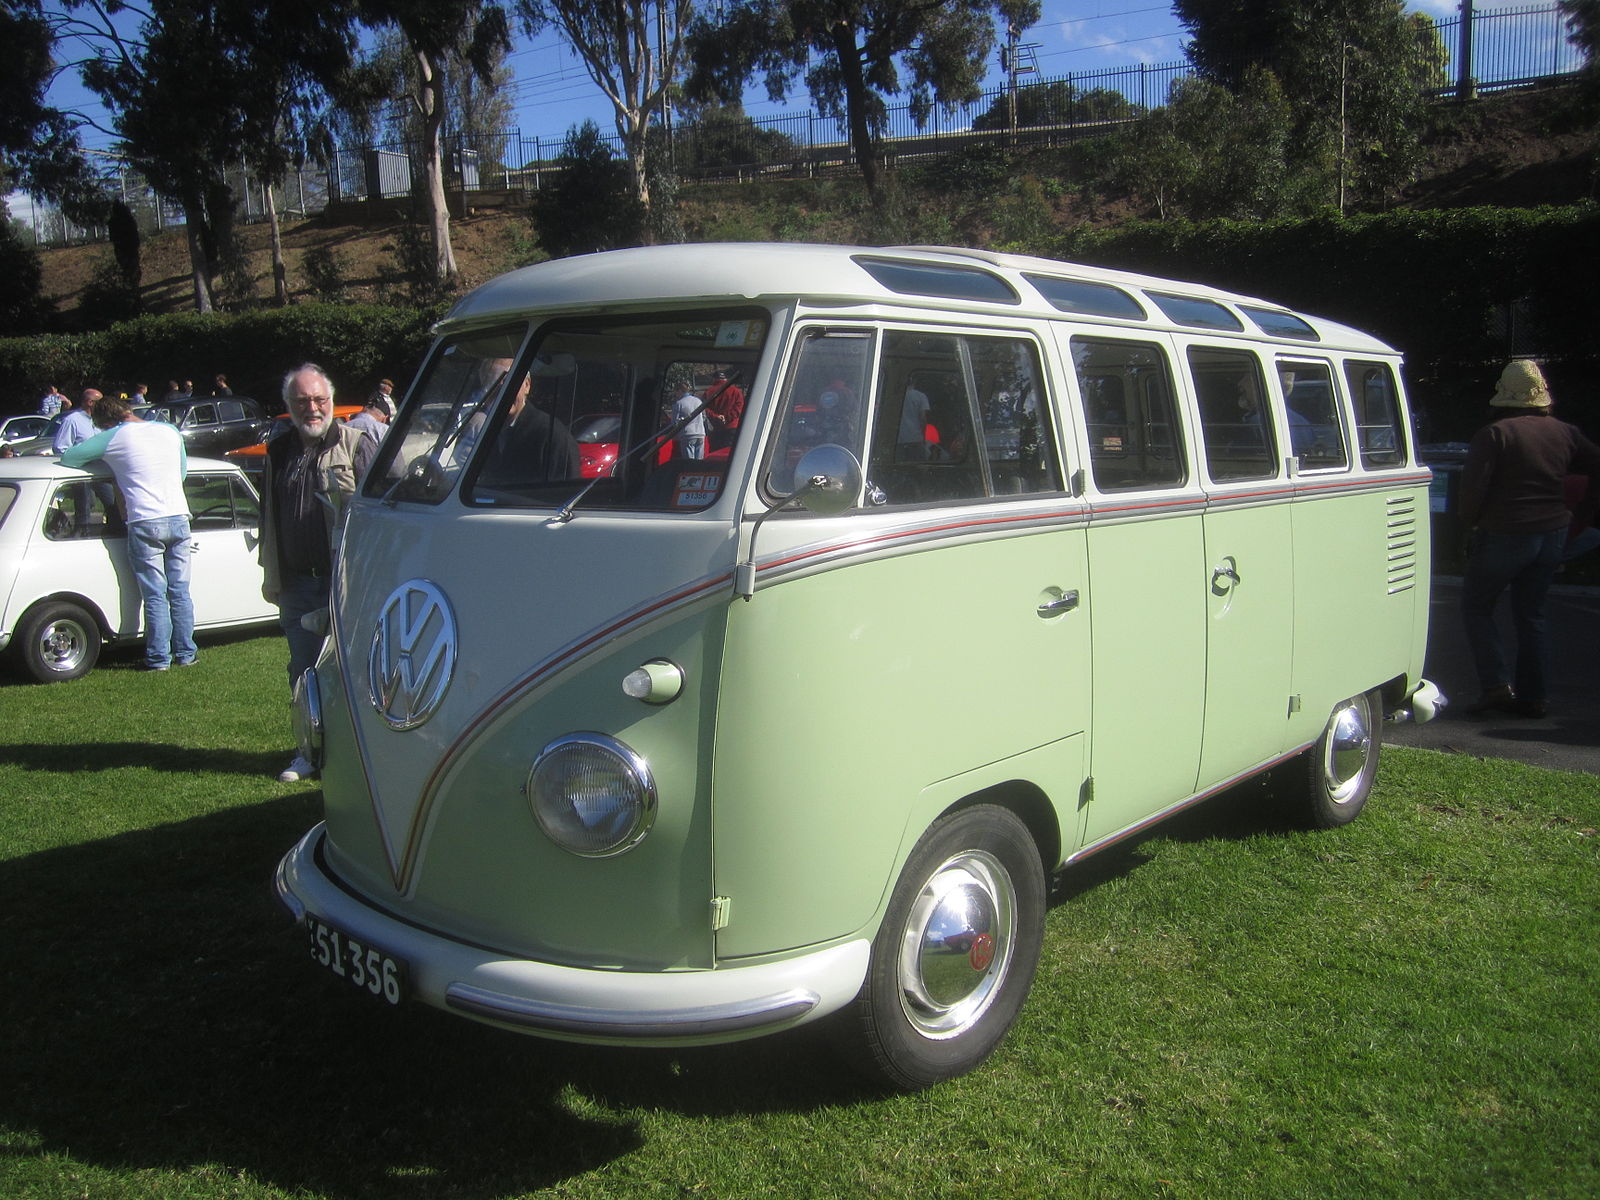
[737,445,863,599]
[787,443,862,516]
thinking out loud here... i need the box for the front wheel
[1290,690,1381,829]
[14,601,102,683]
[840,805,1046,1090]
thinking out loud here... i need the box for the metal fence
[23,3,1587,247]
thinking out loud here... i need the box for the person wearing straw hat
[1458,359,1600,717]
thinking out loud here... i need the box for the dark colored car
[134,397,271,458]
[1,414,51,444]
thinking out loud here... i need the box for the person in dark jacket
[1457,360,1600,717]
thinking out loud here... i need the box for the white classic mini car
[0,456,278,681]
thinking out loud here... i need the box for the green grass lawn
[1,632,1596,1200]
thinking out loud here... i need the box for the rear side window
[43,482,121,540]
[1071,337,1186,492]
[1277,361,1349,472]
[1189,347,1278,482]
[866,331,1060,505]
[1345,360,1407,468]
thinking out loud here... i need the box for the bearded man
[261,362,375,781]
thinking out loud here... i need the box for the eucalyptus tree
[0,1,76,328]
[1561,0,1600,95]
[79,1,246,311]
[2,0,99,213]
[515,0,694,231]
[1174,0,1447,205]
[353,0,512,288]
[685,0,1040,205]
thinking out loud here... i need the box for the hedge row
[1046,205,1600,439]
[0,301,446,415]
[6,207,1596,438]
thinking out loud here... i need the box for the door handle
[1037,588,1080,617]
[1211,559,1240,594]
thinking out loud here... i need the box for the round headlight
[526,733,656,857]
[292,668,324,770]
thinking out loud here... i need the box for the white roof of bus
[441,242,1396,355]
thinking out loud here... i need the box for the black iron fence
[24,3,1588,247]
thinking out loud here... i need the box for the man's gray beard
[292,415,328,440]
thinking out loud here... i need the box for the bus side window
[1278,360,1349,472]
[868,332,1060,505]
[1189,346,1278,482]
[1071,337,1186,492]
[1346,360,1406,468]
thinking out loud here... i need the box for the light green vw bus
[275,243,1440,1088]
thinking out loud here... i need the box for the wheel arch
[939,779,1062,878]
[18,592,116,640]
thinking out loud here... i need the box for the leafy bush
[301,243,349,303]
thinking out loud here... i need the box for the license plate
[304,913,406,1005]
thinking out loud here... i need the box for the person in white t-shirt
[59,394,197,670]
[673,388,708,460]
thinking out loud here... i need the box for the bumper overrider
[275,824,871,1044]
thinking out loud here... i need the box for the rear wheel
[841,805,1046,1090]
[14,601,102,682]
[1290,690,1381,829]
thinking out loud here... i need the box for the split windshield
[367,310,768,511]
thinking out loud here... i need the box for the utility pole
[1456,0,1476,100]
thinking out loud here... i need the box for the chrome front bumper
[275,824,870,1045]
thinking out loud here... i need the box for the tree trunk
[830,26,882,205]
[265,179,288,306]
[624,113,655,244]
[417,48,457,288]
[184,214,214,313]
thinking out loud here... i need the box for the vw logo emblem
[369,580,457,730]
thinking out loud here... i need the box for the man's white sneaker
[277,755,317,783]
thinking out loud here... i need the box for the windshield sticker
[671,473,721,508]
[716,320,764,348]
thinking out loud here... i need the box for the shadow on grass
[0,799,877,1198]
[1050,767,1303,906]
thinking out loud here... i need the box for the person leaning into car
[59,393,198,671]
[260,363,375,783]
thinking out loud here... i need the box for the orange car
[226,406,363,477]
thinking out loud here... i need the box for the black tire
[840,804,1046,1090]
[1291,690,1381,829]
[14,601,102,683]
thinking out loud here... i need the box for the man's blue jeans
[127,515,197,668]
[276,571,331,695]
[1460,527,1566,703]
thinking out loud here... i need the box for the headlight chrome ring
[526,732,657,857]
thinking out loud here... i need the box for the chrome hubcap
[40,620,88,673]
[1323,697,1373,804]
[896,849,1015,1039]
